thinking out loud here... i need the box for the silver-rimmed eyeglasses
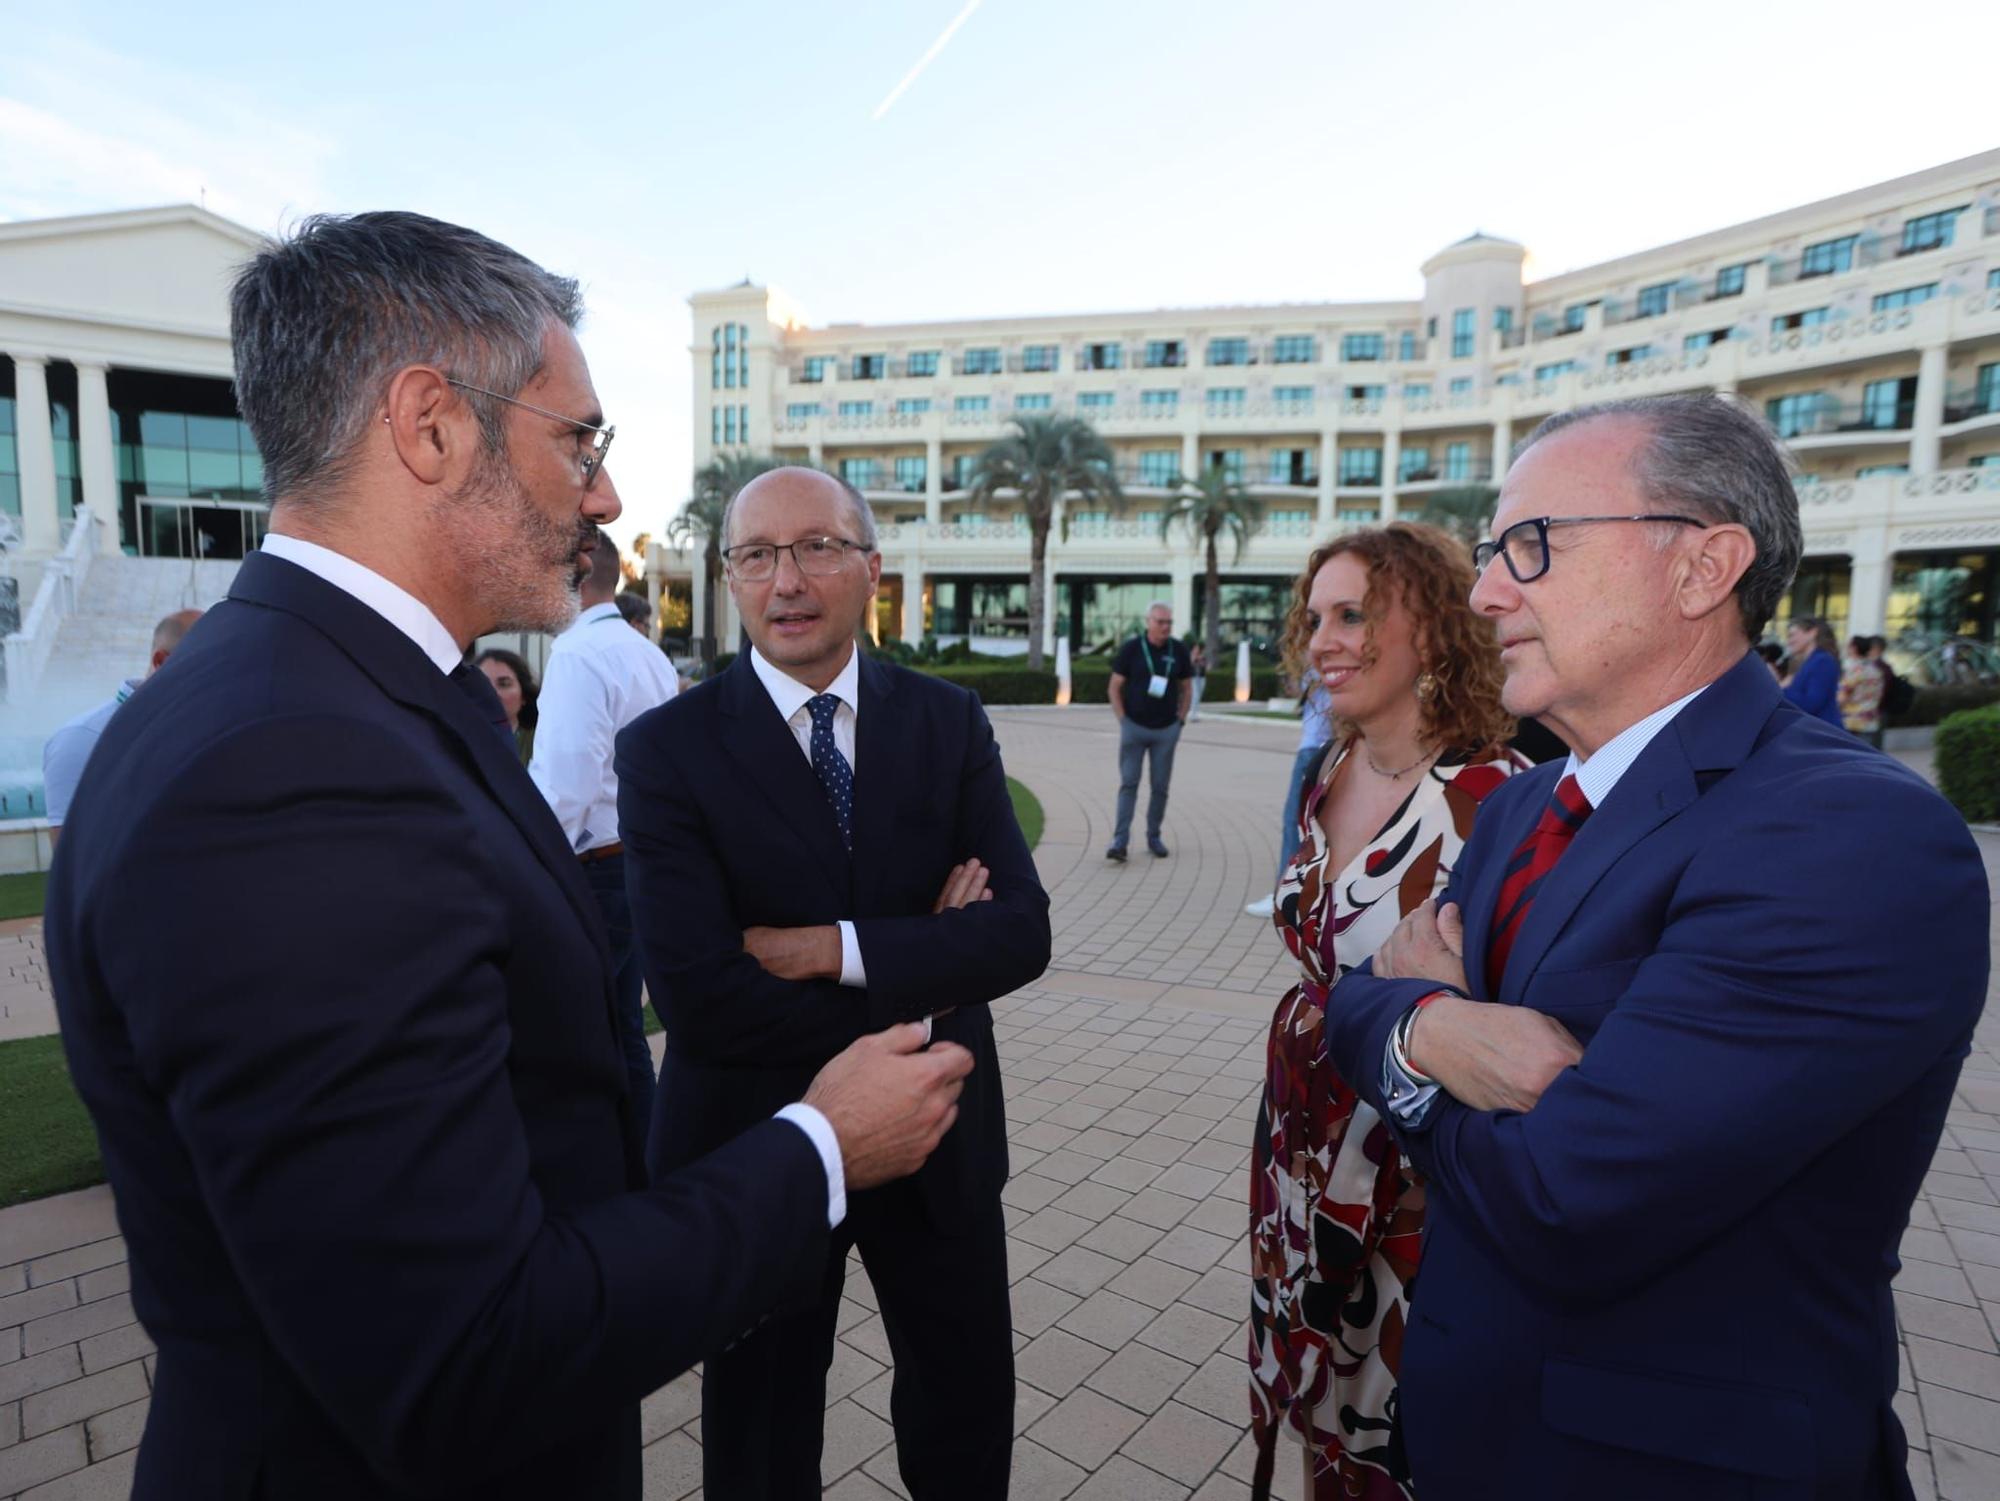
[723,537,870,581]
[1473,514,1708,583]
[446,378,614,488]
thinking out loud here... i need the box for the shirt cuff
[774,1102,846,1228]
[837,921,866,987]
[1382,989,1458,1126]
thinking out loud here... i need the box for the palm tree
[966,416,1122,671]
[1160,465,1262,666]
[668,453,790,655]
[1421,485,1500,552]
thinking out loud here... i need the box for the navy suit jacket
[44,553,832,1500]
[617,651,1051,1223]
[1327,650,1989,1500]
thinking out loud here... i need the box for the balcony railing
[1944,386,2000,423]
[1770,399,1914,440]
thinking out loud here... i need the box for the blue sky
[3,0,1996,544]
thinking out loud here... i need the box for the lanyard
[1141,638,1175,676]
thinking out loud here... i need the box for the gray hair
[1517,393,1801,639]
[1146,600,1173,618]
[230,211,583,503]
[721,468,878,552]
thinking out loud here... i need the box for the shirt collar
[571,601,621,630]
[1563,684,1708,809]
[749,642,861,723]
[260,533,462,674]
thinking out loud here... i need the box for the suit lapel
[718,658,855,904]
[850,655,913,914]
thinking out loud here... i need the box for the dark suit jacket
[1327,650,1989,1500]
[618,650,1051,1223]
[44,552,831,1500]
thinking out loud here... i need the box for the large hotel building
[686,150,2000,657]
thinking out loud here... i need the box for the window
[1533,361,1575,383]
[1207,387,1246,414]
[1345,384,1386,404]
[961,347,1001,375]
[1402,383,1432,402]
[1273,335,1317,364]
[1635,282,1673,319]
[954,395,990,413]
[1138,449,1178,485]
[1606,345,1655,366]
[1872,284,1937,312]
[906,350,940,377]
[1771,307,1830,334]
[1015,394,1051,411]
[711,408,720,444]
[1077,391,1114,412]
[1451,309,1476,358]
[1144,340,1185,368]
[1856,464,1910,478]
[1273,385,1314,409]
[949,454,976,488]
[1900,207,1965,255]
[1341,333,1384,362]
[1268,449,1316,485]
[894,456,928,492]
[1022,344,1059,373]
[802,355,833,383]
[1972,454,2000,468]
[1207,338,1250,366]
[839,458,880,488]
[1562,304,1588,333]
[838,400,874,418]
[1081,342,1123,371]
[1444,441,1472,482]
[1493,308,1515,334]
[787,402,822,420]
[1400,446,1432,481]
[852,354,885,380]
[896,398,931,415]
[738,406,751,445]
[1714,263,1748,298]
[1398,331,1418,360]
[1684,329,1729,352]
[1764,392,1827,439]
[1860,376,1917,430]
[1798,234,1858,278]
[1449,377,1474,397]
[1206,449,1245,482]
[711,323,749,390]
[1427,317,1438,338]
[1991,269,2000,292]
[1978,363,1999,415]
[1338,447,1383,484]
[1141,389,1179,412]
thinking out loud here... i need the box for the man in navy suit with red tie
[1327,394,1988,1499]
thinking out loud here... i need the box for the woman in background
[475,647,540,765]
[1782,616,1845,728]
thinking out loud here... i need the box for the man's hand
[1374,899,1469,994]
[742,924,841,981]
[1408,995,1583,1114]
[804,1023,974,1189]
[932,860,996,914]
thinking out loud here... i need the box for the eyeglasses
[722,536,871,581]
[1473,514,1708,583]
[445,378,614,488]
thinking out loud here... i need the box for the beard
[440,447,595,636]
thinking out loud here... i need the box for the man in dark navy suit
[618,467,1051,1499]
[44,213,973,1501]
[1328,394,1988,1500]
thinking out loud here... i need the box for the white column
[75,361,117,547]
[924,435,943,525]
[902,563,925,645]
[1490,417,1513,481]
[690,557,710,653]
[1380,429,1401,524]
[1911,343,1947,475]
[1169,554,1196,637]
[1846,524,1890,636]
[1316,426,1338,529]
[1180,429,1201,481]
[11,355,59,555]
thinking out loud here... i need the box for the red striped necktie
[1485,773,1593,994]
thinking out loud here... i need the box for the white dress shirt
[529,601,681,853]
[258,540,843,1225]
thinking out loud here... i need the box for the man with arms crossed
[1328,394,1987,1499]
[45,214,971,1501]
[619,467,1051,1499]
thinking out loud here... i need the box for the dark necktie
[806,693,854,851]
[449,663,516,746]
[1485,773,1593,994]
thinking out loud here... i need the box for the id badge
[1147,673,1170,699]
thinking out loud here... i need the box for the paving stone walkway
[1,705,1996,1498]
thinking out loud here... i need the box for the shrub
[1935,703,2000,823]
[1888,683,2000,728]
[920,666,1058,705]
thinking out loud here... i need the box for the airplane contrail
[871,0,986,121]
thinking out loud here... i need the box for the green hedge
[1936,703,2000,823]
[908,662,1284,706]
[1888,683,2000,728]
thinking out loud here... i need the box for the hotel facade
[687,150,2000,658]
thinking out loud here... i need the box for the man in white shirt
[41,608,202,846]
[531,528,680,1135]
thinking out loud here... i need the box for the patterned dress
[1247,739,1521,1499]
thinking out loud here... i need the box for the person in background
[1754,639,1785,680]
[531,526,682,1140]
[1244,679,1334,919]
[42,608,203,847]
[1106,602,1193,860]
[1782,615,1845,728]
[614,591,651,633]
[1840,632,1886,748]
[475,647,540,765]
[1248,523,1522,1499]
[1189,639,1209,722]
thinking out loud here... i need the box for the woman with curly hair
[1247,523,1523,1500]
[474,647,540,766]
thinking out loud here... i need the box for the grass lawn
[0,1034,103,1207]
[1007,776,1044,851]
[0,870,48,921]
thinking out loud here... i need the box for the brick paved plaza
[2,705,1997,1498]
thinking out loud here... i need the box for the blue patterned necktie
[806,693,854,851]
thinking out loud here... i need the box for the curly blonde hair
[1278,523,1514,754]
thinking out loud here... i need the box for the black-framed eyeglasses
[1473,514,1708,583]
[722,536,871,581]
[445,378,614,488]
